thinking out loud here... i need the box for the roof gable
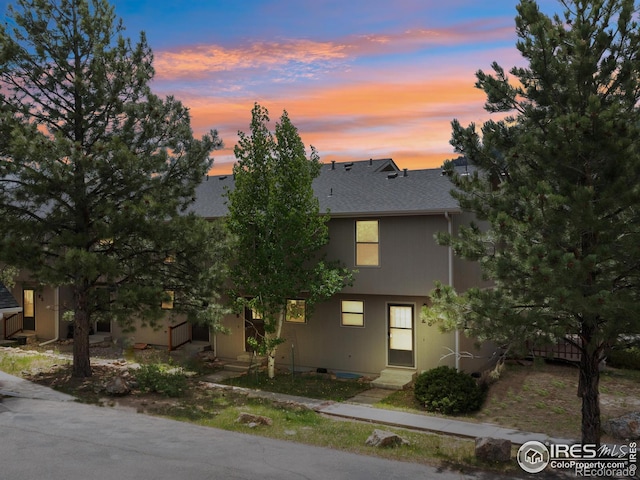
[0,282,20,312]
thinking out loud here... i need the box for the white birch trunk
[266,309,285,379]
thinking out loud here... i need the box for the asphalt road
[0,396,514,480]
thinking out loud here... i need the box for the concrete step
[370,368,416,390]
[180,341,211,355]
[89,334,112,345]
[236,352,266,364]
[223,361,255,373]
[11,332,37,345]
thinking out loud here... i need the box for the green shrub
[607,347,640,370]
[133,364,188,397]
[414,366,486,415]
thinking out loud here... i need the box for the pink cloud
[153,18,515,82]
[154,39,349,80]
[153,18,522,175]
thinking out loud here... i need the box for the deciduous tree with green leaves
[431,0,640,445]
[226,103,353,378]
[0,0,228,378]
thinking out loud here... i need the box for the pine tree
[434,0,640,445]
[0,0,227,377]
[226,103,353,378]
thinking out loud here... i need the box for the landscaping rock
[603,412,640,440]
[475,437,511,463]
[236,412,273,426]
[104,375,131,396]
[365,429,409,448]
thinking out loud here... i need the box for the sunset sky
[6,0,560,173]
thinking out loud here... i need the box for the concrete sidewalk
[319,402,575,446]
[199,376,575,446]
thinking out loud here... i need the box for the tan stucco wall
[325,216,450,296]
[458,334,499,373]
[215,294,462,376]
[214,213,491,376]
[110,312,189,347]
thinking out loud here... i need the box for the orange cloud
[153,20,520,176]
[154,39,349,80]
[154,18,515,82]
[191,74,487,176]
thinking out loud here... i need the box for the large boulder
[365,429,409,448]
[603,412,640,440]
[475,437,511,463]
[104,376,131,396]
[236,412,273,427]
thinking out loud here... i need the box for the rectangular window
[23,289,35,318]
[389,305,413,351]
[356,220,379,266]
[161,290,175,310]
[341,300,364,327]
[286,299,306,323]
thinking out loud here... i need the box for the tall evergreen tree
[0,0,227,377]
[226,103,353,378]
[432,0,640,445]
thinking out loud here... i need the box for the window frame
[285,299,306,324]
[341,299,365,327]
[355,219,380,267]
[161,290,175,310]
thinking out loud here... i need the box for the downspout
[444,212,459,370]
[39,286,60,346]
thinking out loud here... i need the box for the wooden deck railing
[168,321,192,351]
[4,312,23,339]
[528,335,581,362]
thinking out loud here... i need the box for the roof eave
[322,208,463,218]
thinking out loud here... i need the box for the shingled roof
[190,158,462,218]
[0,282,21,315]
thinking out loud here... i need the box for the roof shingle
[191,158,462,218]
[0,282,20,312]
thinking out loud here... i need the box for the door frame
[387,303,415,368]
[22,288,36,331]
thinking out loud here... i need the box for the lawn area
[222,371,370,401]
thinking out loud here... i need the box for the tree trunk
[72,284,92,378]
[578,339,602,446]
[267,352,276,379]
[266,310,285,379]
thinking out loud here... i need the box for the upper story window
[161,290,175,310]
[356,220,379,266]
[286,299,306,323]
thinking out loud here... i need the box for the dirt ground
[474,359,640,442]
[12,342,221,415]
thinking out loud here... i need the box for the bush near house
[414,366,486,415]
[606,346,640,371]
